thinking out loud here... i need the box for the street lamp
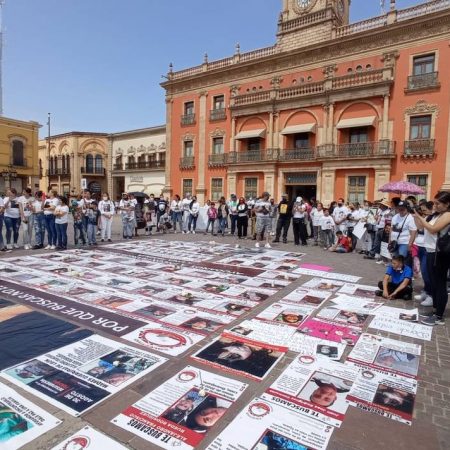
[1,164,18,190]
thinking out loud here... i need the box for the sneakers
[264,243,272,249]
[376,259,385,265]
[44,245,52,250]
[421,315,445,326]
[419,311,434,318]
[364,255,375,260]
[255,242,260,248]
[50,245,56,250]
[13,244,19,249]
[414,292,427,301]
[192,231,196,234]
[420,296,433,307]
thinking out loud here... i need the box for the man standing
[227,194,239,236]
[292,197,308,246]
[78,190,93,234]
[254,192,272,249]
[332,198,349,233]
[156,194,168,230]
[365,200,392,260]
[181,192,192,234]
[273,194,292,244]
[389,201,417,258]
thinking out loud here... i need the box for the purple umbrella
[378,181,425,195]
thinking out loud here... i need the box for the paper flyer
[297,318,362,346]
[346,333,421,378]
[192,333,287,381]
[281,288,331,308]
[337,283,378,298]
[112,366,247,450]
[293,269,361,283]
[328,294,383,314]
[288,333,346,361]
[300,278,345,293]
[2,335,167,416]
[369,316,433,341]
[316,307,370,329]
[373,306,419,322]
[255,302,314,327]
[346,369,418,426]
[122,322,206,356]
[50,426,127,450]
[206,393,334,450]
[267,355,359,427]
[0,382,61,450]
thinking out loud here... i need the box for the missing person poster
[346,369,418,426]
[337,283,378,299]
[112,366,247,450]
[346,333,421,378]
[192,333,287,381]
[288,333,346,361]
[50,426,127,450]
[297,318,362,346]
[282,288,331,308]
[267,356,359,427]
[328,294,383,314]
[0,382,61,450]
[255,303,314,327]
[374,306,419,322]
[1,335,167,416]
[206,393,334,450]
[369,316,432,341]
[316,307,370,329]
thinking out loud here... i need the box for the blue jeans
[55,223,68,249]
[33,214,45,246]
[219,217,228,234]
[418,246,432,295]
[73,220,86,245]
[230,215,238,235]
[188,214,198,231]
[87,223,97,244]
[122,217,134,238]
[4,216,20,244]
[394,243,409,258]
[0,214,4,248]
[172,211,182,231]
[44,214,57,246]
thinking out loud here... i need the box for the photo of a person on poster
[161,391,200,424]
[374,347,419,376]
[182,317,223,333]
[317,345,339,359]
[336,311,369,327]
[184,395,230,433]
[195,338,281,379]
[255,430,308,450]
[0,403,30,443]
[373,384,415,414]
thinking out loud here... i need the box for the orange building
[162,0,450,205]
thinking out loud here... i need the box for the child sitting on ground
[329,230,351,253]
[376,254,413,300]
[158,211,172,234]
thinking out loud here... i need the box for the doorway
[285,185,317,203]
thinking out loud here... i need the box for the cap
[397,201,407,208]
[296,196,303,202]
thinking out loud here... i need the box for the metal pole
[0,0,4,116]
[47,112,51,191]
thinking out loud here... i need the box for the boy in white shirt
[320,208,335,249]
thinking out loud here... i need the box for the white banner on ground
[346,333,421,378]
[337,283,379,298]
[1,335,167,416]
[192,333,287,381]
[50,426,127,450]
[267,355,359,427]
[369,315,432,341]
[0,382,61,450]
[112,366,247,450]
[292,269,361,283]
[206,393,334,450]
[329,294,384,314]
[347,368,418,426]
[373,305,419,322]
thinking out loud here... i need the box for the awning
[234,129,266,140]
[336,116,376,129]
[281,123,316,135]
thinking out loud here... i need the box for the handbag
[437,224,450,253]
[388,214,409,254]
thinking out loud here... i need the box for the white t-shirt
[311,208,324,226]
[17,195,33,218]
[320,216,335,231]
[99,200,115,216]
[189,202,200,215]
[390,213,417,245]
[0,197,4,212]
[376,208,392,229]
[78,198,93,215]
[292,203,306,219]
[4,197,21,218]
[170,200,182,213]
[332,205,349,230]
[181,198,191,212]
[32,199,43,213]
[119,199,135,219]
[424,215,440,252]
[55,205,69,224]
[43,198,59,215]
[255,199,271,217]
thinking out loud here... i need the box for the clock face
[297,0,311,8]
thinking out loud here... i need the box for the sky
[4,0,423,136]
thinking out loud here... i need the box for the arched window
[66,155,70,173]
[62,155,66,170]
[86,154,94,172]
[95,155,103,173]
[49,156,54,172]
[12,140,25,166]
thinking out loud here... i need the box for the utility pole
[0,0,5,116]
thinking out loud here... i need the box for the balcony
[403,139,435,158]
[210,108,227,121]
[179,156,195,169]
[208,154,227,167]
[181,114,196,126]
[124,161,165,170]
[278,148,316,161]
[113,163,123,171]
[81,167,106,176]
[227,149,279,164]
[406,72,440,92]
[46,168,71,176]
[318,141,396,159]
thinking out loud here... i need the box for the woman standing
[18,188,34,250]
[43,190,58,249]
[170,195,183,233]
[55,196,69,250]
[236,197,248,239]
[414,191,450,326]
[188,196,200,233]
[99,192,115,242]
[3,188,21,250]
[217,197,229,236]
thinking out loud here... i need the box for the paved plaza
[0,219,448,450]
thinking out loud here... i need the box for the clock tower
[277,0,350,50]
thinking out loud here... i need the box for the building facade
[0,116,40,195]
[162,0,450,205]
[39,132,109,197]
[109,125,166,200]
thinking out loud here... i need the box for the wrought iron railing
[403,139,435,157]
[179,156,195,169]
[181,114,196,126]
[406,72,440,91]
